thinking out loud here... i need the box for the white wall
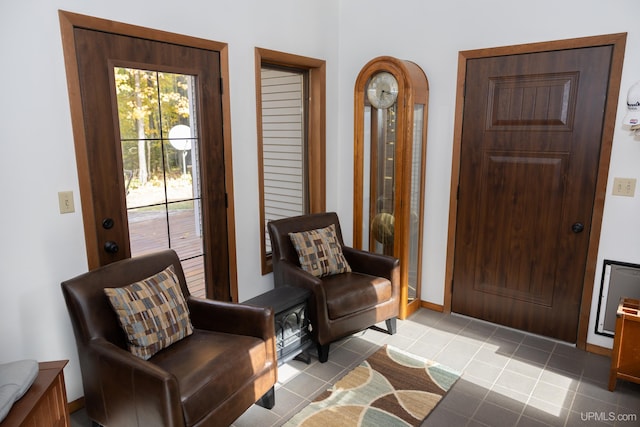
[0,0,638,403]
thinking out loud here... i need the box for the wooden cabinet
[0,360,70,427]
[609,298,640,391]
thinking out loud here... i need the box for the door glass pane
[370,105,396,256]
[407,104,424,302]
[115,67,205,297]
[361,105,372,251]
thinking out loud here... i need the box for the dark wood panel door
[452,46,613,342]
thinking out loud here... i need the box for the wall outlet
[612,178,636,197]
[58,191,75,214]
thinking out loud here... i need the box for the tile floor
[71,309,640,427]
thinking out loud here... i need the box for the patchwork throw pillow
[104,265,193,360]
[289,224,352,278]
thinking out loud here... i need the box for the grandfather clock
[353,56,429,320]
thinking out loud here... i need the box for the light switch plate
[58,191,75,214]
[612,178,636,197]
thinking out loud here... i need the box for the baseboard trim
[420,300,444,312]
[68,397,84,413]
[586,343,612,358]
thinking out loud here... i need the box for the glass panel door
[115,68,205,297]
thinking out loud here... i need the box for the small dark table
[245,286,313,365]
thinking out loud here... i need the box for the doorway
[445,34,626,347]
[59,11,238,301]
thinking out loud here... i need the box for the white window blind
[261,68,306,252]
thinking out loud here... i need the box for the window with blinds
[255,48,326,275]
[262,68,307,227]
[260,67,308,254]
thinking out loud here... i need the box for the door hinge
[219,77,224,95]
[225,192,228,208]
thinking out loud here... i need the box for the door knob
[571,222,584,233]
[104,241,119,253]
[102,218,114,229]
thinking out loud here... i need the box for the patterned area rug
[283,345,460,426]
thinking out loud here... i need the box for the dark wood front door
[60,13,231,300]
[452,46,614,342]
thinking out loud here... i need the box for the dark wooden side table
[0,360,70,427]
[246,286,313,365]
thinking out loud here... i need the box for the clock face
[367,72,399,109]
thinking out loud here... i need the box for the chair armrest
[276,259,331,312]
[187,298,277,370]
[90,338,171,375]
[274,259,335,343]
[88,339,184,426]
[187,297,274,342]
[342,246,399,280]
[276,259,324,291]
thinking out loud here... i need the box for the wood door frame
[59,10,239,302]
[444,33,627,349]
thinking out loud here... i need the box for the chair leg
[386,317,397,335]
[317,343,330,363]
[256,386,275,409]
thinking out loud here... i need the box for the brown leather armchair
[268,212,399,363]
[61,249,277,427]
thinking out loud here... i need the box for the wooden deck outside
[129,208,206,298]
